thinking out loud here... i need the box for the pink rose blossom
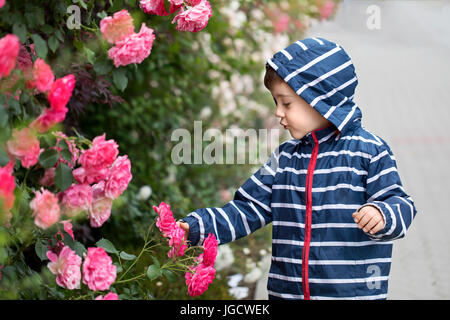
[139,0,182,16]
[198,233,217,267]
[167,225,187,258]
[104,155,132,199]
[82,247,117,291]
[79,134,119,173]
[72,166,109,185]
[88,180,113,228]
[0,165,15,226]
[274,13,290,34]
[47,74,76,111]
[47,245,82,290]
[60,219,75,240]
[319,0,335,20]
[95,292,119,300]
[6,127,41,169]
[185,263,216,297]
[153,202,177,237]
[0,34,20,79]
[100,9,135,44]
[30,58,54,93]
[30,107,68,134]
[60,183,93,217]
[0,0,5,9]
[29,187,60,229]
[108,23,155,67]
[172,0,212,32]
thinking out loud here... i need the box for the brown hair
[264,63,283,90]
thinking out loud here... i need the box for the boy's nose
[275,105,285,118]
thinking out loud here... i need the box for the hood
[267,37,362,137]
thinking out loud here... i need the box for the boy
[179,37,417,300]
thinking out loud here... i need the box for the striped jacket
[182,37,417,300]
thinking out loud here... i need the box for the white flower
[244,267,262,283]
[215,245,234,271]
[227,273,243,288]
[242,247,250,255]
[259,249,267,256]
[229,286,249,299]
[137,185,152,201]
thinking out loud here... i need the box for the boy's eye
[283,103,291,108]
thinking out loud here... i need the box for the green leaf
[60,149,73,163]
[96,238,119,254]
[162,269,176,283]
[0,106,9,127]
[12,23,27,43]
[48,35,59,53]
[94,58,112,75]
[113,68,128,92]
[0,146,10,166]
[38,149,59,169]
[54,162,73,191]
[73,241,87,257]
[35,242,48,261]
[83,47,96,65]
[146,264,162,281]
[31,34,48,59]
[151,256,160,268]
[6,98,21,116]
[119,251,137,260]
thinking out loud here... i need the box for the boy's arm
[181,148,281,246]
[356,142,418,241]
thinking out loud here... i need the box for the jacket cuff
[357,202,391,238]
[180,215,200,246]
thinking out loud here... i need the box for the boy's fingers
[352,210,365,222]
[369,220,385,234]
[362,215,381,233]
[355,211,374,229]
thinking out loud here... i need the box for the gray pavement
[254,0,450,299]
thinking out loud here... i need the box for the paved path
[254,0,450,299]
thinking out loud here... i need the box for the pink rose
[30,58,54,93]
[95,292,119,300]
[0,34,20,79]
[153,202,177,237]
[60,219,75,240]
[88,181,113,228]
[46,245,82,290]
[60,183,93,217]
[171,0,212,32]
[0,165,15,226]
[72,166,109,185]
[199,233,217,267]
[139,0,182,16]
[167,225,187,258]
[47,74,76,111]
[104,155,132,199]
[82,247,117,291]
[30,107,68,133]
[6,127,41,169]
[0,0,5,9]
[319,0,335,20]
[185,263,216,297]
[79,134,119,172]
[100,9,135,44]
[108,23,155,68]
[29,187,60,229]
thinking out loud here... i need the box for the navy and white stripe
[182,37,417,300]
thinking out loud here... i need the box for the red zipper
[302,130,320,300]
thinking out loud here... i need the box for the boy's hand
[177,221,190,240]
[352,205,385,235]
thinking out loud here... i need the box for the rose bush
[0,0,339,299]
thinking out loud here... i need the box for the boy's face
[269,80,332,140]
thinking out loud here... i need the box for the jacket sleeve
[358,142,418,241]
[181,145,283,246]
